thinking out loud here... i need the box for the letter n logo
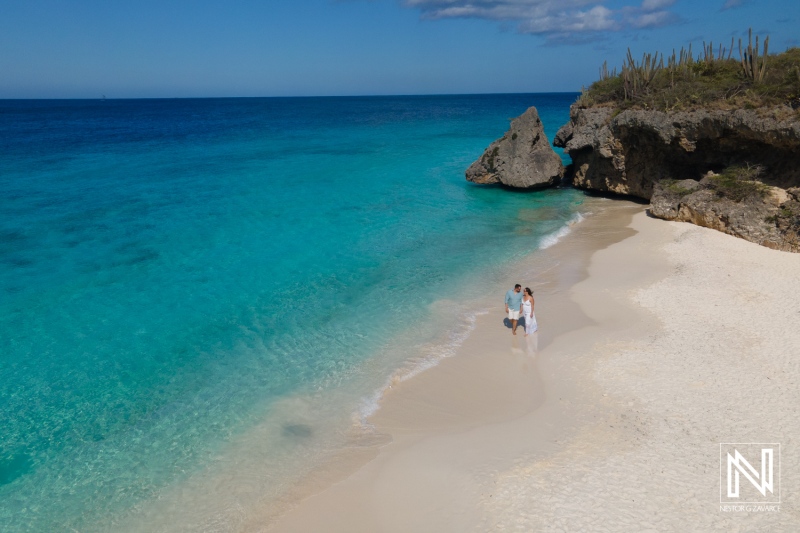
[720,443,780,504]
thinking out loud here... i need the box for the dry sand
[262,203,800,532]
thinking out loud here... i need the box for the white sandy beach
[261,203,800,532]
[480,210,800,532]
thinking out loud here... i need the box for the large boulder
[466,107,564,189]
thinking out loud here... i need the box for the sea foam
[539,212,587,249]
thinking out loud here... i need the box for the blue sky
[0,0,797,98]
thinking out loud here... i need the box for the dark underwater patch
[0,452,33,486]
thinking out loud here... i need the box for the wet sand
[260,201,800,532]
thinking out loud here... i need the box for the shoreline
[263,203,800,531]
[105,193,603,533]
[259,200,649,531]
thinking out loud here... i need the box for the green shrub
[765,208,797,224]
[661,179,697,196]
[708,165,769,202]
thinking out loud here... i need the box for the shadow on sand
[503,317,530,329]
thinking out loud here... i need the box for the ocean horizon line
[0,91,581,102]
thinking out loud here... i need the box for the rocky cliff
[554,104,800,251]
[466,106,563,189]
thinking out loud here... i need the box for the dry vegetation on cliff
[707,165,770,202]
[580,30,800,112]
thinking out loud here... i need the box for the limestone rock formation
[466,107,563,189]
[554,103,800,251]
[650,176,800,252]
[554,105,800,199]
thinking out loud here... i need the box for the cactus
[599,60,617,81]
[739,28,769,82]
[621,48,663,99]
[703,41,714,64]
[577,85,596,107]
[583,28,794,110]
[665,43,702,85]
[703,39,734,63]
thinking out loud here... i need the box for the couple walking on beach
[505,284,537,336]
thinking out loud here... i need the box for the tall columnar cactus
[621,48,663,99]
[739,28,769,82]
[599,60,617,81]
[703,41,714,64]
[703,39,734,64]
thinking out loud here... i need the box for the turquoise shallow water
[0,94,583,531]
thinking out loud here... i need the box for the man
[504,284,523,335]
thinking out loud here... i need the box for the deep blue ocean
[0,94,582,532]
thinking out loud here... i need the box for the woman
[522,287,537,336]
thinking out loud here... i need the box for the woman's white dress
[523,299,537,334]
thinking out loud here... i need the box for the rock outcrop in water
[466,106,563,189]
[553,104,800,251]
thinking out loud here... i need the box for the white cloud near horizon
[405,0,682,42]
[640,0,675,11]
[722,0,745,9]
[627,10,676,29]
[518,6,619,34]
[642,0,675,11]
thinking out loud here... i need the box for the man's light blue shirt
[505,289,522,311]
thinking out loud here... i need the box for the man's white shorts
[508,309,520,320]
